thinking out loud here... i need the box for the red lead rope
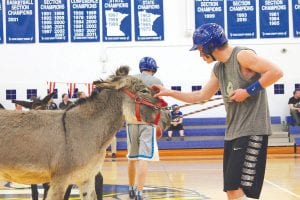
[122,88,167,125]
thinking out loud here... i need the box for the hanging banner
[86,83,95,96]
[47,81,56,94]
[70,0,100,42]
[227,0,256,39]
[195,0,224,29]
[6,0,35,43]
[38,0,68,43]
[259,0,289,38]
[134,0,164,41]
[292,0,300,37]
[68,83,76,98]
[0,0,3,43]
[102,0,131,42]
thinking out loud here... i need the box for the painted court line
[265,179,300,199]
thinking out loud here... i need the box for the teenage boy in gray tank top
[153,23,283,200]
[126,56,163,200]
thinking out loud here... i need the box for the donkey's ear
[11,100,33,109]
[42,92,55,104]
[93,76,132,90]
[93,65,131,90]
[115,65,130,76]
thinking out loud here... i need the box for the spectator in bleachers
[59,93,73,110]
[153,23,283,200]
[15,103,23,111]
[47,98,58,110]
[77,91,86,99]
[167,104,185,141]
[288,90,300,126]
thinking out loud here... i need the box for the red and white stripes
[47,81,95,97]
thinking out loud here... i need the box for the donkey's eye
[140,89,150,94]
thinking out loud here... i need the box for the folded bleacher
[114,116,294,151]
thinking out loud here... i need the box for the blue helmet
[172,104,179,110]
[190,23,228,54]
[139,57,158,73]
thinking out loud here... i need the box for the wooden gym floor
[0,147,299,200]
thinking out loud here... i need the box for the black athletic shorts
[168,123,184,131]
[223,135,268,199]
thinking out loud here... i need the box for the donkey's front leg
[45,179,69,200]
[78,177,97,200]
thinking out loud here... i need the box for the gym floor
[1,152,299,200]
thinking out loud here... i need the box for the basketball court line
[264,179,300,199]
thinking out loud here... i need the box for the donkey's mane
[61,66,131,135]
[93,65,130,85]
[63,88,101,112]
[66,65,130,112]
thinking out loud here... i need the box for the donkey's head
[93,66,171,130]
[12,92,56,110]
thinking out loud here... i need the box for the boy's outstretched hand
[152,84,171,98]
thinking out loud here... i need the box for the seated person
[288,90,300,126]
[59,93,73,110]
[15,103,23,111]
[77,91,86,99]
[47,98,58,110]
[167,104,185,141]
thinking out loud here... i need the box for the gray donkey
[0,66,171,200]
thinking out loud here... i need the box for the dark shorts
[168,123,184,131]
[223,135,268,199]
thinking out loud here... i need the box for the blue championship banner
[0,0,3,43]
[102,0,131,42]
[259,0,289,38]
[292,0,300,37]
[134,0,164,41]
[227,0,256,39]
[70,0,100,42]
[38,0,68,43]
[195,0,224,29]
[6,0,35,43]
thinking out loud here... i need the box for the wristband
[246,81,263,96]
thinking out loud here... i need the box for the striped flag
[47,81,56,94]
[86,83,95,96]
[68,83,76,98]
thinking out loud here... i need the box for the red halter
[122,88,168,125]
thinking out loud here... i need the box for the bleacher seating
[286,116,295,125]
[289,124,300,146]
[114,116,292,150]
[285,115,300,146]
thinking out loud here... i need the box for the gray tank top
[213,46,272,141]
[134,73,163,86]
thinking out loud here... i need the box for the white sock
[136,190,143,196]
[129,185,135,190]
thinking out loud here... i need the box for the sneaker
[166,137,172,141]
[129,188,136,199]
[180,136,185,141]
